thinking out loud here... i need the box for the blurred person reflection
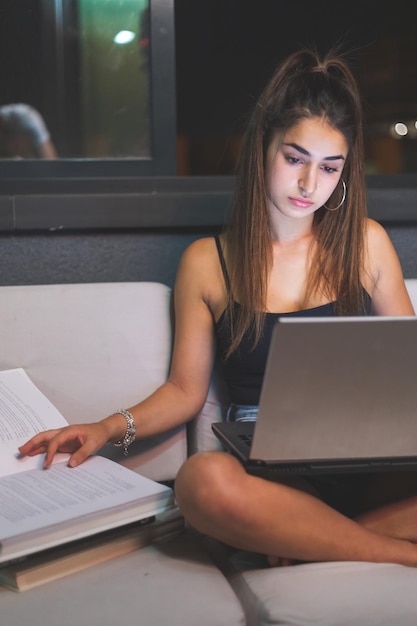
[0,103,57,159]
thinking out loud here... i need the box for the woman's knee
[175,451,243,519]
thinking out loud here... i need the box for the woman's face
[265,116,349,221]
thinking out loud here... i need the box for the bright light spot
[114,30,135,45]
[394,122,408,137]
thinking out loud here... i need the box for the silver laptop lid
[250,317,417,463]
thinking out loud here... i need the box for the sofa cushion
[0,282,186,481]
[1,529,246,626]
[205,540,417,626]
[233,560,417,626]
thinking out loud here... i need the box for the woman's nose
[298,167,317,196]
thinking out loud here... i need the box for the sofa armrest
[0,282,187,482]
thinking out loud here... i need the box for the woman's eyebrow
[283,142,345,161]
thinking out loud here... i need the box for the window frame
[0,0,177,197]
[0,1,417,231]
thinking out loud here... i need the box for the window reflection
[79,0,150,158]
[0,0,150,160]
[0,103,57,159]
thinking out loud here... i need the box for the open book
[0,369,175,569]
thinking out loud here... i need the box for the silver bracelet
[111,409,136,456]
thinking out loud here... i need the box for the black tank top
[214,236,372,405]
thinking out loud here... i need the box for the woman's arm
[19,239,219,468]
[365,219,415,316]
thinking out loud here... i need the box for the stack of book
[0,368,183,591]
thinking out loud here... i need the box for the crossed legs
[175,451,417,567]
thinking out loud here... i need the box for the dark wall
[386,226,417,278]
[1,224,417,289]
[1,177,417,288]
[0,230,210,288]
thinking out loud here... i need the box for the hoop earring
[324,180,346,211]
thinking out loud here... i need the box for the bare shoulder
[364,218,414,315]
[179,236,219,267]
[365,218,392,249]
[364,218,399,277]
[175,236,227,317]
[177,237,221,287]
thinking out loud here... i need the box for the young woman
[19,49,417,567]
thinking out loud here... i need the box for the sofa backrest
[1,278,417,478]
[0,282,187,482]
[406,278,417,310]
[187,362,229,455]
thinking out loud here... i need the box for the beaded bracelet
[111,409,136,456]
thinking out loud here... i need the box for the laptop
[212,316,417,477]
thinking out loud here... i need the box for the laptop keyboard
[239,433,253,448]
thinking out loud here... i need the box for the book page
[0,456,172,563]
[0,369,69,477]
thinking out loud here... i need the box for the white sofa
[2,280,417,626]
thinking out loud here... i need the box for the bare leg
[356,496,417,542]
[175,451,417,566]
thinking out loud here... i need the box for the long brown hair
[223,48,367,356]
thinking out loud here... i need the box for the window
[175,0,417,176]
[0,0,176,193]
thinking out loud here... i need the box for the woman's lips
[289,196,314,208]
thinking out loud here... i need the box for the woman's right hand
[18,420,114,469]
